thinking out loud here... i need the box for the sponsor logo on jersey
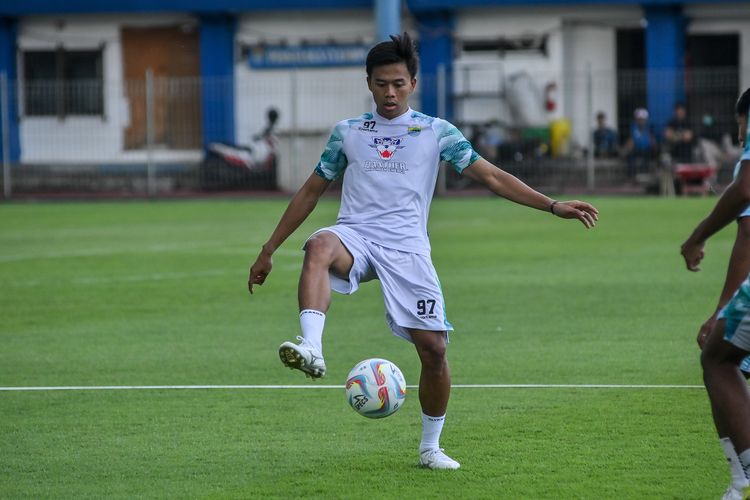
[370,137,405,160]
[407,126,421,137]
[363,160,408,174]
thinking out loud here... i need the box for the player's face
[738,114,748,147]
[367,63,416,120]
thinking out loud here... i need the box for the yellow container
[550,118,571,157]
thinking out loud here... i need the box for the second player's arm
[462,157,598,228]
[681,160,750,271]
[248,173,331,293]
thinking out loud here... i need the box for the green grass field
[0,196,743,498]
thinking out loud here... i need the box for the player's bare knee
[303,234,337,267]
[415,338,447,369]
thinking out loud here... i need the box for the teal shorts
[718,276,750,353]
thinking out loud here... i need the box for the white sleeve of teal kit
[433,118,480,173]
[314,122,349,181]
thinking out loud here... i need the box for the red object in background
[674,164,716,180]
[545,82,557,112]
[674,163,717,196]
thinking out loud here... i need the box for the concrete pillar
[199,14,236,146]
[644,5,685,139]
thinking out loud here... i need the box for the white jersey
[314,107,480,255]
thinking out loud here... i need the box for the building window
[23,48,104,117]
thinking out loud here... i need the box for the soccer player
[248,33,599,470]
[681,87,750,500]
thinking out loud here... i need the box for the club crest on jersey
[370,137,405,160]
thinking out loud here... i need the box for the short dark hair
[366,32,419,78]
[736,87,750,116]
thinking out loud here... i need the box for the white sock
[299,309,325,354]
[720,438,749,489]
[739,448,750,484]
[420,413,446,453]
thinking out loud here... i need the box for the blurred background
[0,0,748,198]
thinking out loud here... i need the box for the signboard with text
[248,44,368,69]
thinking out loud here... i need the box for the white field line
[0,244,301,264]
[0,384,704,392]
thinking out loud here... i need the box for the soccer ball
[345,358,406,418]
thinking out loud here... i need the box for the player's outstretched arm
[681,160,750,272]
[461,158,599,228]
[248,173,331,294]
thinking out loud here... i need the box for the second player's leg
[701,319,750,452]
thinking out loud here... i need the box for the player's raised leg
[279,231,354,379]
[411,329,460,470]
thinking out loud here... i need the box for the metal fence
[1,66,747,198]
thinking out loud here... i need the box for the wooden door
[122,26,201,149]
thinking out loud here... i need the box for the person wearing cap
[624,107,657,179]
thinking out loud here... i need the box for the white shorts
[718,276,750,353]
[305,225,453,343]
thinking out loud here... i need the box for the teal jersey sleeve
[743,104,750,162]
[433,119,480,173]
[736,103,750,218]
[314,122,349,181]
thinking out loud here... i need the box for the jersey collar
[372,106,413,124]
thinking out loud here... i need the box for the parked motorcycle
[200,108,279,190]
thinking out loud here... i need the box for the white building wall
[236,11,416,190]
[17,14,201,165]
[455,5,642,151]
[686,3,750,90]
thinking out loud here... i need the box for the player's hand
[248,249,273,294]
[552,200,599,228]
[697,313,717,349]
[680,237,705,272]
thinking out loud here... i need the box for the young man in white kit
[682,87,750,499]
[248,33,598,470]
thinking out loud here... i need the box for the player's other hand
[248,249,273,294]
[697,313,717,349]
[680,237,705,272]
[553,200,599,228]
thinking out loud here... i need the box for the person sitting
[624,108,657,178]
[664,102,696,164]
[592,111,618,158]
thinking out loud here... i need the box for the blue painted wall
[644,5,685,138]
[0,18,20,163]
[0,0,741,15]
[375,0,401,42]
[0,0,372,16]
[199,14,236,147]
[416,10,454,120]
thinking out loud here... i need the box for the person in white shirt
[248,32,598,470]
